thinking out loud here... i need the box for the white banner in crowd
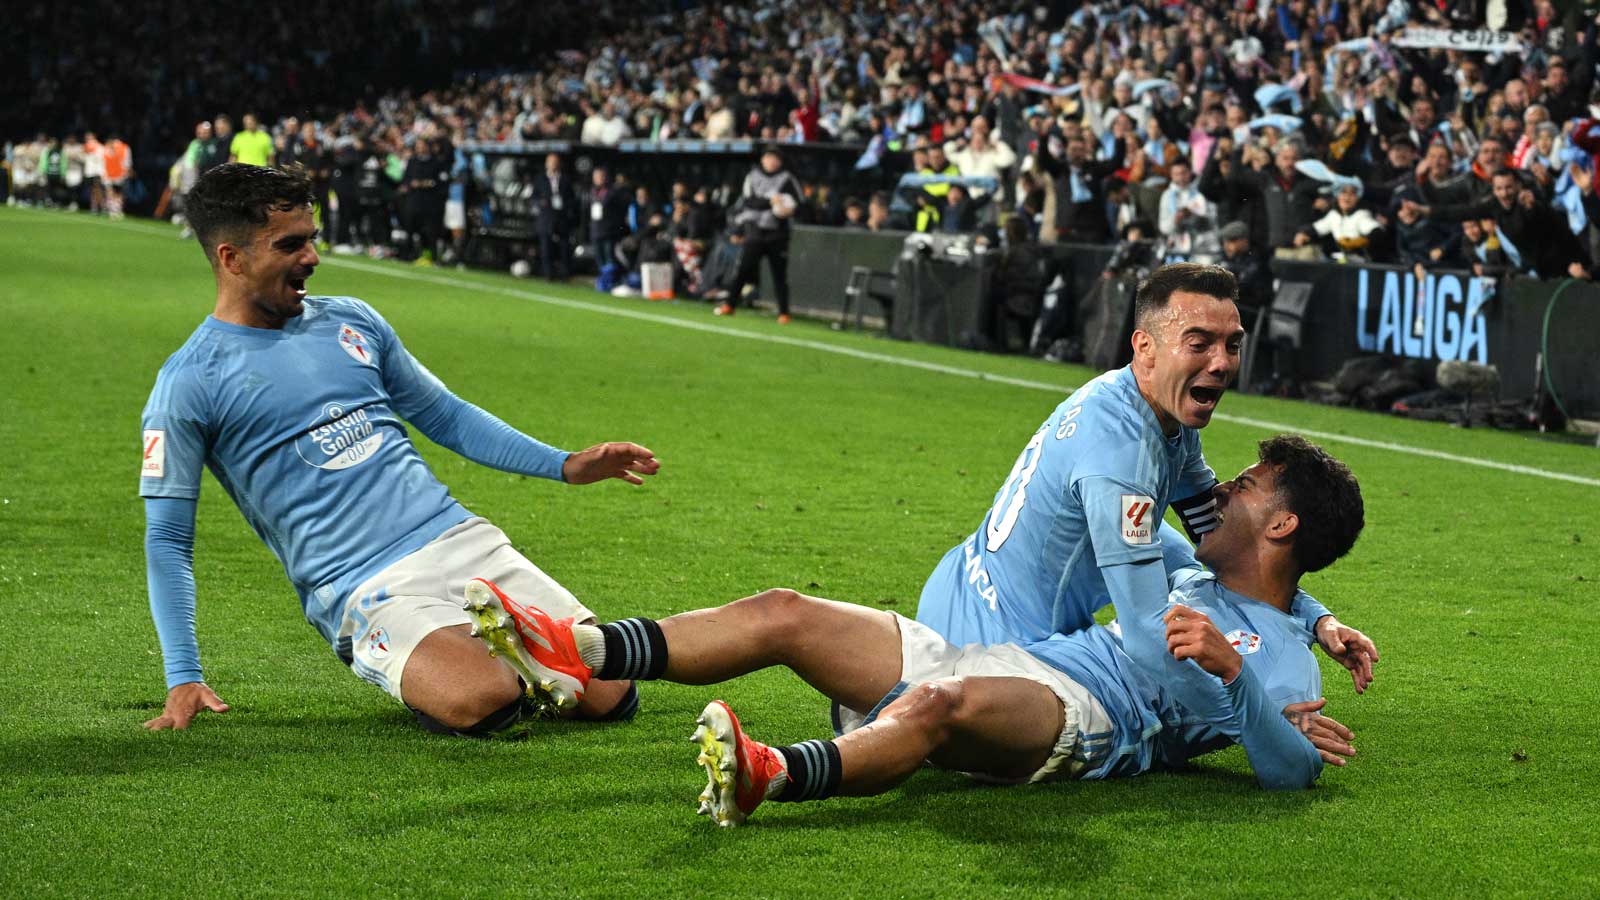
[1391,27,1523,53]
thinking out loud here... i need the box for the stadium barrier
[783,229,1597,415]
[779,227,1115,342]
[1270,260,1599,415]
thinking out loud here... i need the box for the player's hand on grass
[1283,698,1356,766]
[1162,604,1242,684]
[143,682,230,731]
[562,442,660,485]
[1314,617,1379,694]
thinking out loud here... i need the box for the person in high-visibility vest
[228,113,274,167]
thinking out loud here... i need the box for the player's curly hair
[1133,262,1238,331]
[1259,434,1364,574]
[186,163,315,264]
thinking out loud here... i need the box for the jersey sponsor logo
[294,402,385,471]
[142,429,166,478]
[1225,629,1262,655]
[366,626,392,659]
[1121,494,1155,545]
[337,324,375,367]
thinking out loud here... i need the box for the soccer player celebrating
[139,163,657,735]
[914,263,1377,691]
[465,434,1367,824]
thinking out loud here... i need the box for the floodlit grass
[2,206,1596,898]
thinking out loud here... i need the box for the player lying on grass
[913,262,1377,694]
[464,434,1366,824]
[139,163,655,735]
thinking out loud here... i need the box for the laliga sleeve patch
[142,429,166,478]
[1120,494,1155,545]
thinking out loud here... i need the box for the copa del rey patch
[142,429,166,478]
[338,324,375,366]
[1121,494,1155,545]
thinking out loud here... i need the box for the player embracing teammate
[455,265,1379,818]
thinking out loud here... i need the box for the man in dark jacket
[1436,137,1515,209]
[533,153,579,279]
[721,146,804,322]
[399,139,451,263]
[1217,220,1271,315]
[1206,140,1321,250]
[587,166,631,271]
[1035,131,1126,244]
[197,115,232,176]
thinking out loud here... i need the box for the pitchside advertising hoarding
[1354,267,1490,364]
[1270,258,1600,408]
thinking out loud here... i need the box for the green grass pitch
[2,205,1597,898]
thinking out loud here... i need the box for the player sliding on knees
[466,435,1366,825]
[140,163,657,736]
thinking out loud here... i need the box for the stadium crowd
[12,0,1600,303]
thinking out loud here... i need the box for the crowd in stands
[13,0,1600,320]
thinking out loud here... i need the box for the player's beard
[251,270,311,325]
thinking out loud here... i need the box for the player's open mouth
[288,275,308,298]
[1189,385,1224,409]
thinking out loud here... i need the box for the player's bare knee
[744,587,812,650]
[743,587,808,629]
[750,587,806,614]
[891,678,966,740]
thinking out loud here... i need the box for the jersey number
[985,428,1046,552]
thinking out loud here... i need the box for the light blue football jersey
[1030,569,1326,786]
[139,296,514,645]
[915,366,1217,644]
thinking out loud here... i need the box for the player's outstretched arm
[374,322,659,485]
[1313,617,1380,694]
[144,682,230,731]
[561,441,660,485]
[144,497,229,730]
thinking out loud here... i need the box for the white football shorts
[835,613,1114,783]
[443,199,466,231]
[338,517,595,702]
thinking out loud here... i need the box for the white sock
[765,762,790,800]
[573,623,606,670]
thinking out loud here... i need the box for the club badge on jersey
[1226,630,1262,654]
[338,324,375,366]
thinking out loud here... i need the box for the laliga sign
[1355,268,1489,364]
